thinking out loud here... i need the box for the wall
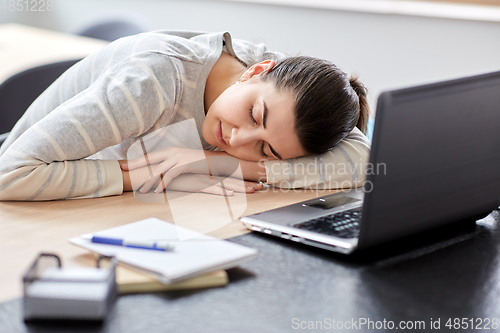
[2,0,500,113]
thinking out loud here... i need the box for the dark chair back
[0,59,80,144]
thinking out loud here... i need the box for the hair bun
[349,76,369,134]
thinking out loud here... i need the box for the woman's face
[202,78,305,162]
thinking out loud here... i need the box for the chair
[76,14,150,42]
[0,59,81,146]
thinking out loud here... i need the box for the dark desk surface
[1,209,500,333]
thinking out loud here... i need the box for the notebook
[240,70,500,254]
[116,266,228,294]
[70,218,257,283]
[72,253,229,294]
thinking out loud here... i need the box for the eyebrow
[262,101,283,160]
[263,102,268,129]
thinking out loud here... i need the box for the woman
[0,30,370,201]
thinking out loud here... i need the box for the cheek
[212,99,233,121]
[212,88,250,121]
[201,115,215,144]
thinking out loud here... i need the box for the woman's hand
[121,147,211,193]
[121,147,253,194]
[121,159,263,195]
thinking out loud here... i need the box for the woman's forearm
[120,151,268,194]
[120,160,158,192]
[122,169,132,192]
[0,159,123,201]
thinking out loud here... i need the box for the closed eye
[260,142,267,158]
[249,107,257,124]
[250,106,270,158]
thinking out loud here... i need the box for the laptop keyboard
[293,208,362,239]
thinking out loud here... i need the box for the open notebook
[70,218,257,284]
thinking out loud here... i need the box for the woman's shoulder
[99,30,223,60]
[86,30,223,80]
[122,30,286,68]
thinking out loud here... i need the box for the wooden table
[0,23,107,83]
[0,188,337,302]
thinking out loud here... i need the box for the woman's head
[260,56,369,155]
[202,56,369,161]
[203,59,305,162]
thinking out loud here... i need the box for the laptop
[240,71,500,254]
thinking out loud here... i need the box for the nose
[229,127,259,147]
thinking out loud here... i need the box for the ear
[240,60,275,83]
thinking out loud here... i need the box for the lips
[216,121,227,146]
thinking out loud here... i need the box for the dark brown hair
[261,56,369,155]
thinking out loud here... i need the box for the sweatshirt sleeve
[0,52,180,201]
[263,127,371,189]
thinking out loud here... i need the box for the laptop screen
[359,71,500,249]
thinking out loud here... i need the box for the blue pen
[81,234,174,251]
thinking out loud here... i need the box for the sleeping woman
[0,30,370,201]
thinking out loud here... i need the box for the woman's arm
[122,127,368,193]
[120,157,263,195]
[262,127,371,189]
[0,50,178,201]
[121,148,266,193]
